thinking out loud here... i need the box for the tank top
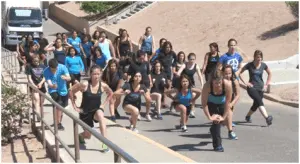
[119,38,130,55]
[80,81,102,113]
[177,89,192,107]
[98,39,111,60]
[208,81,226,105]
[54,49,66,65]
[183,63,197,85]
[206,53,219,73]
[141,35,153,52]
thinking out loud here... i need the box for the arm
[176,63,186,76]
[201,83,212,120]
[108,40,116,58]
[151,36,155,55]
[114,87,125,96]
[191,88,202,102]
[69,82,86,111]
[222,80,233,120]
[264,66,272,92]
[164,88,178,101]
[61,66,71,82]
[128,37,133,52]
[79,57,85,72]
[201,53,209,74]
[44,41,55,51]
[196,64,204,88]
[231,79,240,106]
[138,36,143,50]
[27,75,37,88]
[116,38,120,58]
[238,64,250,86]
[101,82,113,108]
[80,44,86,58]
[37,77,46,88]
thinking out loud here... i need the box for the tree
[79,2,121,14]
[286,1,299,20]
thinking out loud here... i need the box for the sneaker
[266,115,273,126]
[214,146,224,152]
[132,128,139,133]
[175,124,182,129]
[228,131,238,140]
[115,109,121,119]
[137,114,141,121]
[79,134,86,144]
[58,123,65,131]
[111,116,116,123]
[245,116,252,123]
[189,111,196,118]
[129,124,133,130]
[157,114,163,120]
[146,114,152,121]
[232,122,236,127]
[101,143,110,153]
[181,125,188,132]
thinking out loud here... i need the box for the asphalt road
[42,18,299,163]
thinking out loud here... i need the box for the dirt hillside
[105,2,298,63]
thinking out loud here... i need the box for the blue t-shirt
[95,56,107,69]
[65,55,84,74]
[67,37,82,54]
[81,42,93,58]
[43,64,70,96]
[219,52,243,72]
[150,48,161,63]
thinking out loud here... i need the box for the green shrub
[286,1,299,20]
[79,2,122,14]
[1,83,30,143]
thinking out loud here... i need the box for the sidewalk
[15,73,195,163]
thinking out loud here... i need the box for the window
[9,8,42,21]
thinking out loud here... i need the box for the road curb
[239,83,299,108]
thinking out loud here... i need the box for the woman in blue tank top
[165,74,201,132]
[138,26,155,61]
[222,64,240,140]
[201,69,232,152]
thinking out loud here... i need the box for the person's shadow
[168,141,214,152]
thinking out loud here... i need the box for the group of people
[17,26,273,152]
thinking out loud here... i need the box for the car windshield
[9,8,42,22]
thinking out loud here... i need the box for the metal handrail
[1,48,139,163]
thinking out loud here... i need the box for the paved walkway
[13,73,195,163]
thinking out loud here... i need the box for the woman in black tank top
[69,65,113,152]
[201,43,220,81]
[114,72,152,133]
[222,65,240,140]
[117,29,133,59]
[102,59,123,122]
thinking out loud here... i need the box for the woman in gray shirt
[239,50,273,126]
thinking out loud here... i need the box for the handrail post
[31,88,36,132]
[73,120,80,162]
[27,84,32,133]
[53,105,60,162]
[114,152,121,163]
[41,94,46,149]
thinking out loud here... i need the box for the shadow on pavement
[168,141,213,152]
[179,133,211,139]
[234,121,267,127]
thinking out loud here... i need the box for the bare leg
[94,110,107,137]
[124,104,139,128]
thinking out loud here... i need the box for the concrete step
[125,13,132,17]
[130,11,136,14]
[136,5,145,9]
[121,16,127,19]
[146,1,153,4]
[134,8,140,12]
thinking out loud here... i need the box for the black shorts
[79,108,104,128]
[173,102,192,116]
[50,92,69,108]
[123,101,141,111]
[67,74,81,89]
[207,102,225,116]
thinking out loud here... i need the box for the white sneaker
[129,124,133,130]
[137,114,141,121]
[132,128,139,133]
[181,125,188,132]
[146,114,152,121]
[189,111,196,118]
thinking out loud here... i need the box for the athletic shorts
[30,86,47,94]
[50,92,69,108]
[79,108,104,128]
[173,102,192,116]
